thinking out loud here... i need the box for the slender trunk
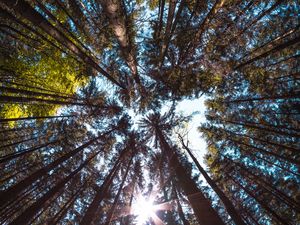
[239,24,300,62]
[236,163,300,211]
[79,148,129,225]
[0,115,74,123]
[0,134,43,149]
[230,175,291,225]
[0,95,89,106]
[156,0,165,40]
[0,78,74,97]
[159,0,176,67]
[34,0,90,54]
[226,136,300,165]
[2,0,125,89]
[239,0,284,35]
[224,128,299,154]
[123,174,137,225]
[179,135,246,225]
[105,154,134,225]
[0,131,112,207]
[0,8,72,57]
[225,119,300,138]
[0,140,58,164]
[224,93,300,103]
[48,180,88,225]
[181,0,224,63]
[155,128,224,225]
[235,35,300,70]
[0,86,77,101]
[9,149,101,225]
[173,182,190,225]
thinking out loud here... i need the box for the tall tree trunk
[230,175,291,225]
[0,115,74,123]
[0,95,89,106]
[9,149,101,225]
[224,128,299,153]
[224,93,300,103]
[100,0,142,91]
[172,181,190,225]
[239,0,284,35]
[48,180,88,225]
[0,130,112,207]
[155,128,224,225]
[0,140,58,164]
[2,0,125,89]
[226,136,300,166]
[225,119,300,138]
[159,0,176,68]
[235,35,300,70]
[105,153,134,225]
[179,135,246,225]
[0,85,78,101]
[79,148,129,225]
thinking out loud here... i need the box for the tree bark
[79,148,129,225]
[105,153,134,225]
[179,135,246,225]
[155,128,224,225]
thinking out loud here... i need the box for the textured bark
[100,0,142,89]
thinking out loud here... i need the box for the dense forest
[0,0,299,224]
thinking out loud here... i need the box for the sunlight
[132,196,157,225]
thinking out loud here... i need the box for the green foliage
[1,48,88,126]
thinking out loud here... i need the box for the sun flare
[132,196,157,224]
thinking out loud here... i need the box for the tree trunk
[9,149,101,225]
[100,0,142,90]
[235,35,300,70]
[0,115,74,123]
[79,148,129,225]
[225,119,300,139]
[0,140,58,164]
[0,131,112,207]
[159,0,176,68]
[0,86,77,101]
[230,175,290,225]
[179,135,246,225]
[2,0,125,89]
[173,182,190,225]
[105,153,134,225]
[155,128,224,225]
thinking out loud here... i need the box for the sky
[174,97,209,165]
[127,96,209,165]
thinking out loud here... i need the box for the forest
[0,0,299,224]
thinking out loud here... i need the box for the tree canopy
[0,0,299,224]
